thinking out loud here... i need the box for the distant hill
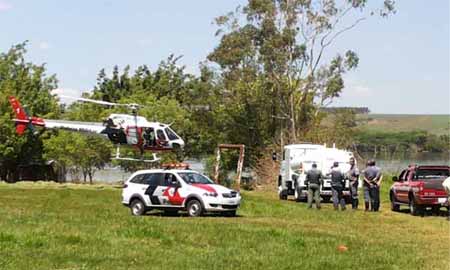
[321,107,370,114]
[357,114,450,135]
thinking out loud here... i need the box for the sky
[0,0,448,114]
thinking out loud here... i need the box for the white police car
[122,168,241,217]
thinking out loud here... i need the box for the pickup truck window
[399,170,406,181]
[413,169,449,181]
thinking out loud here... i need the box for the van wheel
[279,190,288,200]
[187,199,203,217]
[294,186,302,202]
[130,199,146,216]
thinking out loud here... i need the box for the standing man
[305,163,323,209]
[363,159,382,212]
[347,157,360,210]
[442,176,450,221]
[330,162,346,211]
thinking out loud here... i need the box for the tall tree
[208,0,395,146]
[0,42,59,181]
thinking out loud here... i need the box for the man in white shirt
[442,177,450,221]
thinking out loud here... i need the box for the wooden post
[214,147,221,183]
[213,144,245,191]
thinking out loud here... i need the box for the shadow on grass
[145,210,243,218]
[395,207,449,218]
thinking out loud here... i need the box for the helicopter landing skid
[112,146,160,163]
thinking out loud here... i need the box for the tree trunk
[88,172,93,185]
[289,93,296,142]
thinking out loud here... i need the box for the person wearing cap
[347,157,360,210]
[329,161,346,211]
[363,159,382,212]
[305,163,323,209]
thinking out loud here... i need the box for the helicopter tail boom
[9,96,45,135]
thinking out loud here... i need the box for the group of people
[304,157,382,211]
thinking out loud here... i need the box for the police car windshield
[165,127,180,140]
[178,172,214,185]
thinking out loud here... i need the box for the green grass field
[359,114,450,135]
[0,182,449,270]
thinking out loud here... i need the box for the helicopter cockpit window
[157,129,167,141]
[165,127,179,140]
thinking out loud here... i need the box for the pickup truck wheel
[130,199,146,216]
[390,193,400,212]
[431,206,440,216]
[409,197,422,216]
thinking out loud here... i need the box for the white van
[278,143,356,202]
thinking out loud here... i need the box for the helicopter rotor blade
[59,95,136,108]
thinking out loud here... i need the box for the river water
[87,153,448,183]
[357,152,449,173]
[90,159,206,183]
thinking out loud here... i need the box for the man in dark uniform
[143,128,155,147]
[347,157,360,210]
[305,163,323,209]
[363,159,383,212]
[329,161,346,211]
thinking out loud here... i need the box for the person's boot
[351,200,356,210]
[374,202,380,212]
[365,202,370,212]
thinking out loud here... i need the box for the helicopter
[8,95,185,162]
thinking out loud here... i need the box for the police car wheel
[130,199,146,216]
[187,199,203,217]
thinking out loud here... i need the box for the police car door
[144,173,165,206]
[157,173,184,206]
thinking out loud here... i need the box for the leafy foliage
[0,42,59,181]
[43,131,111,183]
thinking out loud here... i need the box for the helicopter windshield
[165,127,180,140]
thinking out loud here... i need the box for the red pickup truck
[390,165,449,216]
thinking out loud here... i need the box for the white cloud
[0,1,12,11]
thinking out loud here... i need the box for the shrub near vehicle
[390,165,449,215]
[122,169,241,217]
